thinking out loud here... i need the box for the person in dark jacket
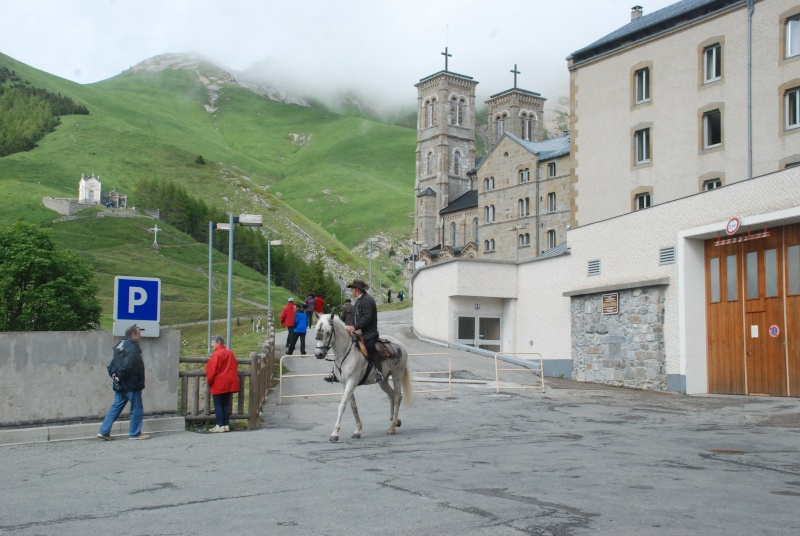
[341,298,354,326]
[206,335,240,433]
[348,279,383,382]
[97,325,149,440]
[287,303,308,355]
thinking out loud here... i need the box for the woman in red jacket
[206,335,240,433]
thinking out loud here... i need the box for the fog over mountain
[0,0,678,113]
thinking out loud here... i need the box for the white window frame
[518,233,530,247]
[547,230,556,249]
[703,110,722,149]
[703,44,722,83]
[484,205,495,223]
[484,177,494,191]
[634,67,650,104]
[787,17,800,58]
[634,128,650,164]
[547,192,556,213]
[547,162,556,177]
[484,239,495,252]
[519,169,530,183]
[635,193,651,210]
[703,178,722,191]
[518,197,530,217]
[786,87,800,130]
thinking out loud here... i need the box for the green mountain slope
[0,52,416,325]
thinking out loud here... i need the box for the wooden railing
[179,314,275,428]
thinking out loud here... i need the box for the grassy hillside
[0,52,416,326]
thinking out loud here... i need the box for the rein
[317,319,357,373]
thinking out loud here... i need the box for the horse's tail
[401,363,413,408]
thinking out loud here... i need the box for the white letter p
[128,287,147,314]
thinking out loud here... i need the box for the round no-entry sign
[769,325,780,338]
[726,217,740,236]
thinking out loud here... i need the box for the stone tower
[413,54,478,249]
[486,65,546,144]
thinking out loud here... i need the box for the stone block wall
[571,285,666,390]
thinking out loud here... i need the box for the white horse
[314,314,412,442]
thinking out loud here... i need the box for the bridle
[315,315,357,369]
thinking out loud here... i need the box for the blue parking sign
[114,276,161,337]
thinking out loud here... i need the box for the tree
[0,223,101,331]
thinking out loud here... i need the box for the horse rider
[324,279,383,383]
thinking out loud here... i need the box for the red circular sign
[726,217,740,236]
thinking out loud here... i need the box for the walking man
[280,298,296,351]
[98,325,149,440]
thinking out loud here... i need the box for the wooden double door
[705,223,800,396]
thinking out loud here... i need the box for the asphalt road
[2,308,799,535]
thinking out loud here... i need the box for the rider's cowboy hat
[346,279,369,292]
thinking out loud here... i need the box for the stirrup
[374,369,384,382]
[324,372,338,383]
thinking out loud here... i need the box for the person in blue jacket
[287,302,308,355]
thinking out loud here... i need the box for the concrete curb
[0,416,185,446]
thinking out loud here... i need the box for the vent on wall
[659,246,676,265]
[588,259,601,276]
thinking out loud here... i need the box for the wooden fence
[179,315,275,428]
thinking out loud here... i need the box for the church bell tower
[413,48,478,249]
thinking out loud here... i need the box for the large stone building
[412,0,800,397]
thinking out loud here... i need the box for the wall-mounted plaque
[602,292,619,315]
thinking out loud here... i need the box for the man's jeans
[99,390,144,438]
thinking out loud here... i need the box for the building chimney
[631,5,643,21]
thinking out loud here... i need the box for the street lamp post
[267,239,282,313]
[212,213,262,350]
[410,241,428,301]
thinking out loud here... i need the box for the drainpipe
[747,0,754,180]
[535,163,541,255]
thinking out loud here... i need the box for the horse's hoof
[329,435,339,442]
[387,429,396,435]
[351,433,361,439]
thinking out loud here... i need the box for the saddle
[352,331,402,362]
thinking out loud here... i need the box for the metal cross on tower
[441,47,452,71]
[511,64,521,89]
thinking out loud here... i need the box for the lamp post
[212,213,262,350]
[410,241,428,301]
[267,239,282,313]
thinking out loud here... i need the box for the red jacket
[206,343,240,395]
[280,303,295,328]
[314,296,325,313]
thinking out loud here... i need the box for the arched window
[450,98,458,125]
[495,115,505,141]
[473,218,479,242]
[451,222,457,247]
[453,151,461,176]
[484,205,495,223]
[424,100,431,128]
[426,152,434,175]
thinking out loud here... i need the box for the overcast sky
[0,0,677,109]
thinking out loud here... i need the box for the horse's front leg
[349,393,363,439]
[330,382,356,442]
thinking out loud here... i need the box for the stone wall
[571,285,666,390]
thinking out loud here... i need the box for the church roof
[488,87,542,100]
[440,189,478,215]
[568,0,743,66]
[416,70,477,86]
[417,187,437,197]
[509,133,571,161]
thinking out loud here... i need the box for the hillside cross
[511,64,521,89]
[149,224,160,246]
[441,47,452,71]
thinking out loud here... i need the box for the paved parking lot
[2,309,799,535]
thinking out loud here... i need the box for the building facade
[412,0,800,397]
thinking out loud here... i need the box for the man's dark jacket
[353,292,379,340]
[108,338,145,392]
